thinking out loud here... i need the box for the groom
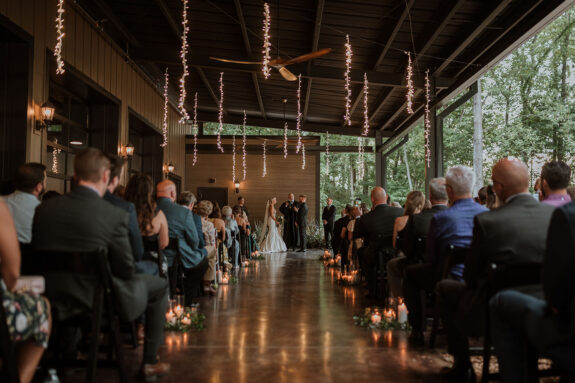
[280,193,299,251]
[294,194,308,252]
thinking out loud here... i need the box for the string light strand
[217,72,224,152]
[232,134,236,182]
[242,110,247,180]
[424,69,432,168]
[192,91,198,165]
[296,74,302,153]
[362,73,369,136]
[262,3,272,79]
[177,0,190,122]
[161,68,169,148]
[344,35,353,126]
[325,132,330,175]
[262,139,267,177]
[406,52,415,115]
[301,143,306,170]
[54,0,65,74]
[358,137,365,180]
[283,122,288,158]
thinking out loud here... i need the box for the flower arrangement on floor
[165,305,205,332]
[251,250,266,260]
[353,306,409,330]
[319,249,331,261]
[323,254,341,268]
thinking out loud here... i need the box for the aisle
[162,250,447,382]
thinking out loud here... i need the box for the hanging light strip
[358,137,365,181]
[217,72,224,152]
[262,3,272,79]
[296,74,302,153]
[161,68,169,148]
[362,73,369,136]
[52,139,61,174]
[424,69,432,168]
[262,139,267,177]
[344,34,353,126]
[232,134,236,182]
[242,110,247,180]
[283,122,288,159]
[54,0,65,75]
[325,131,330,175]
[406,52,415,115]
[177,0,190,122]
[192,91,198,166]
[301,143,306,170]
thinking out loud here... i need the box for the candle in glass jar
[181,315,191,326]
[397,303,408,324]
[174,305,184,317]
[371,312,382,324]
[384,309,395,323]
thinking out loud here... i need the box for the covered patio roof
[74,0,573,140]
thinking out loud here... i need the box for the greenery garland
[165,308,206,332]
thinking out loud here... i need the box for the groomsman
[322,197,336,249]
[280,193,299,250]
[295,195,308,252]
[238,196,249,220]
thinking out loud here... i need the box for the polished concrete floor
[63,250,453,382]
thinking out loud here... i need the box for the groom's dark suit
[280,200,300,249]
[297,202,309,251]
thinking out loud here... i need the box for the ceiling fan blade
[209,57,261,65]
[281,48,332,66]
[278,67,298,81]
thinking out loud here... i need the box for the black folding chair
[0,277,20,383]
[167,237,185,298]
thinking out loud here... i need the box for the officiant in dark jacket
[295,194,309,252]
[322,197,336,249]
[280,193,299,250]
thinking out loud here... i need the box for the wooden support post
[375,130,384,187]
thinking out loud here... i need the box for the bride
[259,197,287,253]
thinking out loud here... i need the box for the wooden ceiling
[76,0,573,141]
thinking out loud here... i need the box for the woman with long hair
[393,191,425,249]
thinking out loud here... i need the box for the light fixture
[119,143,135,159]
[35,102,56,131]
[164,162,175,174]
[234,180,240,194]
[69,140,83,146]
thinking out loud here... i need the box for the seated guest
[177,191,206,252]
[209,202,226,243]
[360,202,370,215]
[103,156,144,263]
[4,163,46,244]
[42,190,61,201]
[223,205,240,267]
[32,148,170,379]
[237,196,249,221]
[436,158,554,382]
[476,186,488,205]
[354,187,403,298]
[490,200,575,382]
[1,200,51,383]
[196,200,219,295]
[346,206,363,269]
[392,190,425,250]
[404,168,486,346]
[124,173,169,276]
[540,160,572,207]
[333,206,351,259]
[233,205,249,233]
[387,178,448,299]
[486,184,499,209]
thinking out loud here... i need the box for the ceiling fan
[209,48,332,81]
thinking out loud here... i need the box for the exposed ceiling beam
[380,89,423,130]
[154,0,181,38]
[433,0,514,75]
[90,0,141,47]
[233,0,266,119]
[186,144,373,154]
[196,67,222,110]
[303,0,325,123]
[368,88,395,124]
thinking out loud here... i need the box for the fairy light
[54,0,65,75]
[325,131,330,175]
[358,137,365,181]
[301,143,306,170]
[406,52,414,115]
[424,69,432,168]
[362,73,369,136]
[161,68,169,148]
[262,3,272,79]
[177,0,190,122]
[242,110,247,180]
[217,72,224,152]
[283,122,288,159]
[232,134,236,182]
[344,34,353,126]
[296,74,302,153]
[262,139,267,177]
[192,91,198,166]
[52,139,61,173]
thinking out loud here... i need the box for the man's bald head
[157,180,177,201]
[491,158,529,202]
[371,186,387,206]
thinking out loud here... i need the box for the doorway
[128,112,163,187]
[197,187,228,209]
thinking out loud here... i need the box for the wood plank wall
[185,153,319,223]
[0,0,186,185]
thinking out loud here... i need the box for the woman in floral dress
[0,200,51,383]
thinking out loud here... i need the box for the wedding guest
[387,178,448,299]
[486,184,499,209]
[32,148,170,379]
[4,163,46,244]
[197,200,219,295]
[237,196,249,220]
[223,205,240,266]
[354,187,403,298]
[403,167,487,347]
[436,158,554,382]
[533,177,542,201]
[392,190,425,249]
[423,199,432,210]
[333,205,352,260]
[294,194,308,252]
[103,155,144,263]
[540,160,572,207]
[346,206,363,268]
[42,190,61,201]
[279,193,299,250]
[233,205,249,233]
[1,199,51,383]
[567,185,575,201]
[124,173,169,276]
[177,191,205,252]
[210,202,226,242]
[114,184,126,198]
[477,186,488,205]
[360,202,370,215]
[490,200,575,381]
[322,197,336,249]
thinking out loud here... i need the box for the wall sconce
[119,143,135,158]
[234,180,240,194]
[35,101,56,131]
[164,162,175,174]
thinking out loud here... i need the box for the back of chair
[487,262,542,293]
[413,235,427,262]
[441,246,470,279]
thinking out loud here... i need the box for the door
[197,187,228,208]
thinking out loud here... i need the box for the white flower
[15,313,28,332]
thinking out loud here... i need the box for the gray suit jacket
[32,186,153,321]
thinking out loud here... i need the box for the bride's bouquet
[276,215,284,228]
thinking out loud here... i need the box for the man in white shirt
[4,163,46,244]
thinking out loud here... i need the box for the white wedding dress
[259,202,287,253]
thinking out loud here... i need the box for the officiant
[294,194,308,252]
[279,193,299,251]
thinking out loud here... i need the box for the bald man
[353,186,403,298]
[436,158,555,382]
